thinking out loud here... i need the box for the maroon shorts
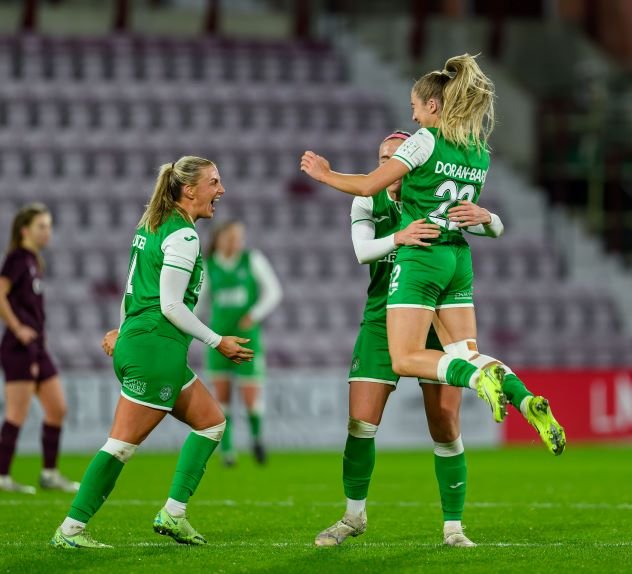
[0,339,58,383]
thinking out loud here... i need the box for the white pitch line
[0,499,631,510]
[1,541,632,549]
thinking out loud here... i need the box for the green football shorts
[113,333,197,411]
[348,321,443,387]
[387,244,474,310]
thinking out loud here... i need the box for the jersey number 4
[428,180,476,230]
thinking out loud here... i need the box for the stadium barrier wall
[0,369,500,452]
[504,369,632,443]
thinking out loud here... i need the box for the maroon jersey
[0,248,45,344]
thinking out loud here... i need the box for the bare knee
[391,355,414,377]
[5,404,30,426]
[43,403,67,426]
[426,406,460,443]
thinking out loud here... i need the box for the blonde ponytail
[138,156,215,232]
[413,53,495,150]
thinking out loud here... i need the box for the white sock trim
[346,497,366,515]
[165,497,187,518]
[520,396,532,417]
[444,520,462,533]
[101,437,138,463]
[443,339,478,358]
[61,517,86,536]
[193,420,226,442]
[436,354,453,384]
[434,435,465,457]
[347,417,378,439]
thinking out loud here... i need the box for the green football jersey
[120,211,204,346]
[393,127,490,251]
[351,190,401,325]
[206,251,260,336]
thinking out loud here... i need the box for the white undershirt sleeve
[249,250,283,322]
[391,128,436,171]
[464,212,505,238]
[160,266,222,348]
[352,221,396,264]
[159,229,221,348]
[350,196,397,264]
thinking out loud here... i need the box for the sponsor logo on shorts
[122,378,147,396]
[159,385,173,402]
[351,357,360,372]
[453,291,472,299]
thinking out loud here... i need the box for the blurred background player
[203,221,282,466]
[0,203,79,494]
[301,54,566,453]
[315,131,505,548]
[50,157,253,548]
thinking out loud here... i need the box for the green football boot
[49,527,112,549]
[526,396,566,456]
[153,507,207,545]
[477,364,508,423]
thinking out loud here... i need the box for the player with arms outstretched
[315,131,505,548]
[50,156,253,549]
[301,55,565,450]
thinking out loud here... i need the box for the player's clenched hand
[14,323,38,346]
[395,219,441,247]
[300,151,330,182]
[448,201,492,227]
[101,329,119,357]
[217,336,255,364]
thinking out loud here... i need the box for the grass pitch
[0,446,630,574]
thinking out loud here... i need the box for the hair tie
[171,162,175,169]
[442,69,456,80]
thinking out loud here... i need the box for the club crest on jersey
[351,357,360,372]
[159,385,173,402]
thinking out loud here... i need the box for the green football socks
[502,373,533,411]
[68,451,124,523]
[168,432,219,503]
[434,448,467,521]
[342,434,375,500]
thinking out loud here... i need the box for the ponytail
[412,53,495,150]
[138,156,215,232]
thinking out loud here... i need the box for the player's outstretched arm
[352,219,441,264]
[300,151,408,197]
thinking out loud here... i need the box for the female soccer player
[0,203,79,494]
[50,156,253,549]
[315,131,506,548]
[203,221,282,466]
[301,55,564,444]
